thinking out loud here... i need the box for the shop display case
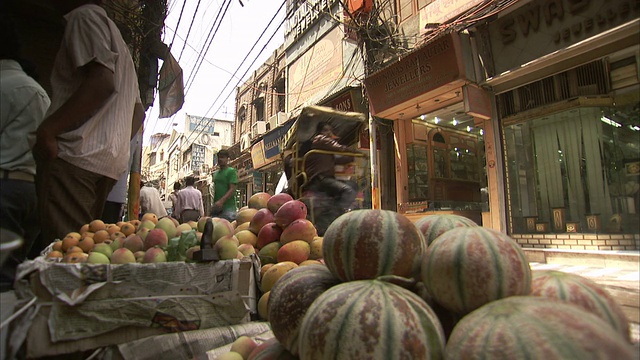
[407,144,429,201]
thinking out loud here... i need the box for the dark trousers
[102,201,125,224]
[180,209,201,223]
[35,157,116,245]
[312,176,357,210]
[0,179,39,291]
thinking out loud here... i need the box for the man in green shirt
[212,149,238,221]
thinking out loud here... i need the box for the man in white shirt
[33,0,144,243]
[174,176,205,223]
[1,17,51,291]
[139,181,168,218]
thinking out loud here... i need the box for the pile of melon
[219,209,636,360]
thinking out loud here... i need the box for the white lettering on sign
[285,0,336,41]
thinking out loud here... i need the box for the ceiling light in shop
[466,126,472,132]
[452,119,458,126]
[630,125,640,131]
[434,117,441,124]
[420,114,426,120]
[600,116,621,127]
[479,129,484,135]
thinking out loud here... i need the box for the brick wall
[511,233,640,251]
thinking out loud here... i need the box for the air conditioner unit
[240,133,251,152]
[267,112,288,130]
[251,121,267,138]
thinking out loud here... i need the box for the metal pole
[368,112,380,209]
[128,125,143,221]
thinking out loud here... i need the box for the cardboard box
[9,256,259,358]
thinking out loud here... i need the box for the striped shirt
[46,4,140,180]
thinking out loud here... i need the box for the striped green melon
[444,296,635,359]
[531,269,631,342]
[298,279,445,360]
[414,214,478,246]
[268,264,341,356]
[322,209,426,281]
[421,227,531,315]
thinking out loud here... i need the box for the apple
[111,248,136,264]
[230,336,259,360]
[248,192,271,210]
[235,229,258,247]
[215,235,240,260]
[261,261,298,292]
[142,247,167,263]
[249,209,275,235]
[144,228,169,250]
[93,243,113,258]
[258,241,281,265]
[235,208,258,226]
[123,234,144,253]
[256,222,282,249]
[274,200,307,229]
[155,217,177,240]
[309,236,323,260]
[279,219,317,244]
[276,240,310,264]
[237,243,256,257]
[267,192,294,214]
[87,252,110,264]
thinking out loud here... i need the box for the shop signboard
[250,141,266,169]
[263,120,294,160]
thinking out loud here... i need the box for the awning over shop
[363,33,466,120]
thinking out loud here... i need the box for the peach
[63,252,88,263]
[120,222,136,236]
[77,236,95,253]
[93,229,111,244]
[61,232,80,252]
[141,212,158,224]
[47,250,64,259]
[89,219,106,233]
[52,240,63,252]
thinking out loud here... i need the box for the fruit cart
[280,106,370,234]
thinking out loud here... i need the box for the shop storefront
[477,0,639,249]
[364,32,497,227]
[250,120,295,194]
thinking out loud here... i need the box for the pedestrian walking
[139,181,168,218]
[211,149,238,222]
[175,176,204,223]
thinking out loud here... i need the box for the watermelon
[414,214,478,246]
[530,269,631,342]
[445,296,635,359]
[297,279,445,360]
[421,227,531,315]
[322,209,427,281]
[269,264,341,356]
